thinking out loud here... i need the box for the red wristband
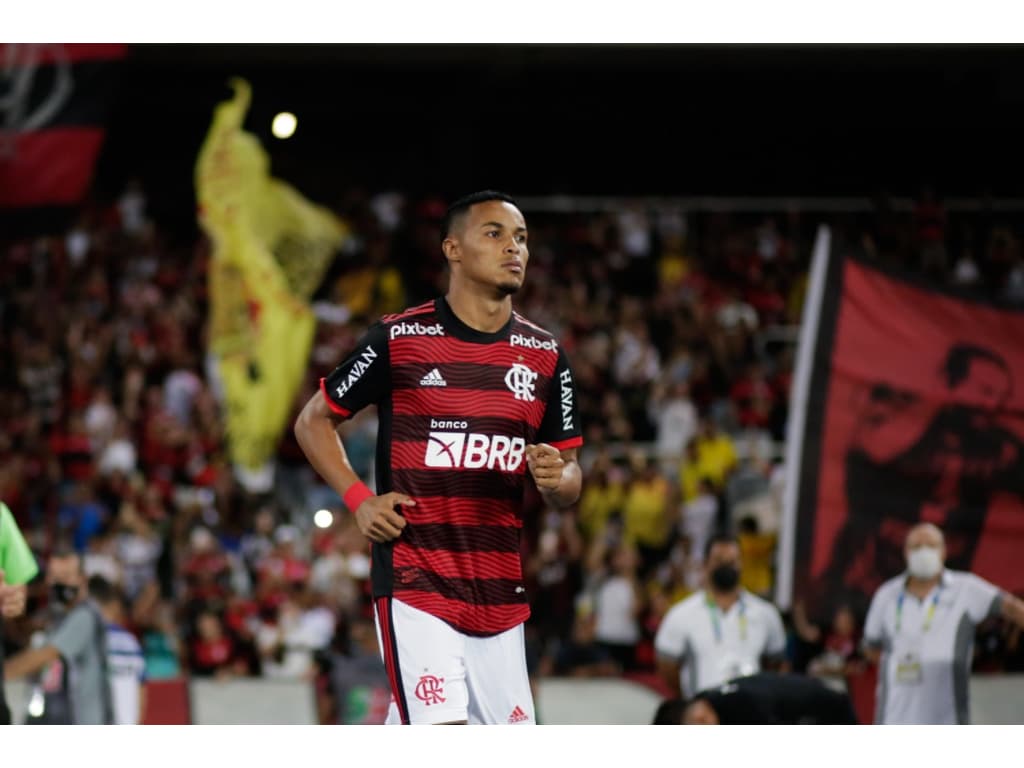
[343,481,374,513]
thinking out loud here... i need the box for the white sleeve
[963,573,1002,624]
[863,587,888,648]
[764,605,787,656]
[654,607,687,662]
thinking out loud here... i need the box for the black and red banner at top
[782,231,1024,618]
[0,44,125,207]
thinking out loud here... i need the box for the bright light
[272,111,297,139]
[313,508,334,529]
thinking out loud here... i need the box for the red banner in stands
[0,43,126,207]
[784,239,1024,619]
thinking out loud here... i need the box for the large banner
[0,44,125,207]
[195,78,348,478]
[779,228,1024,618]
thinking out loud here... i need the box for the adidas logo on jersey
[507,705,530,723]
[419,368,447,387]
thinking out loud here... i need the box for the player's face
[446,200,529,296]
[958,359,1011,412]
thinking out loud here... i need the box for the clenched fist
[526,443,565,491]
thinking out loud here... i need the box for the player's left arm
[526,445,581,508]
[529,346,584,507]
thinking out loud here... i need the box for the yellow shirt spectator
[578,476,625,544]
[622,472,672,549]
[738,517,776,598]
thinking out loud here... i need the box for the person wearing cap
[863,522,1024,724]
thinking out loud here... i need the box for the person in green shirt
[1,500,40,724]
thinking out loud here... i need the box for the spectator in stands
[591,543,643,672]
[189,609,246,679]
[692,419,739,491]
[621,452,674,576]
[89,575,146,725]
[736,515,775,599]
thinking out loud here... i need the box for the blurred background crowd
[4,178,1024,722]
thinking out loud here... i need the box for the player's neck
[445,286,513,333]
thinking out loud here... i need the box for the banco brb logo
[415,674,446,705]
[505,363,537,401]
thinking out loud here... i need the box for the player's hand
[526,443,564,492]
[0,570,27,618]
[354,493,414,543]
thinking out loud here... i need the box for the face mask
[907,546,943,579]
[50,583,80,607]
[710,564,740,591]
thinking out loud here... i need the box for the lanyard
[706,593,747,643]
[895,585,942,634]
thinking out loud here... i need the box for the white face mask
[907,546,943,579]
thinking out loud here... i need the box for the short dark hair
[652,698,687,725]
[704,532,740,562]
[87,574,120,605]
[943,344,1009,388]
[440,190,518,242]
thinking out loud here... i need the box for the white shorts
[373,597,535,725]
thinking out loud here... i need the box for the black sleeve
[321,322,390,418]
[536,346,584,449]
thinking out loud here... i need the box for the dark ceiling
[93,44,1024,235]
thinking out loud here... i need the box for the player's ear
[442,236,460,265]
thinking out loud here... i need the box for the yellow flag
[196,78,348,472]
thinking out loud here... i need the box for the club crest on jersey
[334,346,377,398]
[505,363,537,401]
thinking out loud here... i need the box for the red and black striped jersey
[321,297,583,636]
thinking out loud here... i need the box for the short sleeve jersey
[321,298,583,636]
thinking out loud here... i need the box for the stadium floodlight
[272,111,297,139]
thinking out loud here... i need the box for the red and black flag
[0,44,125,207]
[779,227,1024,617]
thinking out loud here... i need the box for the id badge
[894,652,923,685]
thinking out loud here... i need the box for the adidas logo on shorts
[507,705,529,723]
[419,368,447,387]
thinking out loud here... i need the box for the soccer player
[294,190,583,725]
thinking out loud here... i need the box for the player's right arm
[293,323,414,543]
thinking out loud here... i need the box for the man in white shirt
[863,523,1024,724]
[654,534,787,698]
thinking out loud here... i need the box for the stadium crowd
[2,183,1024,723]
